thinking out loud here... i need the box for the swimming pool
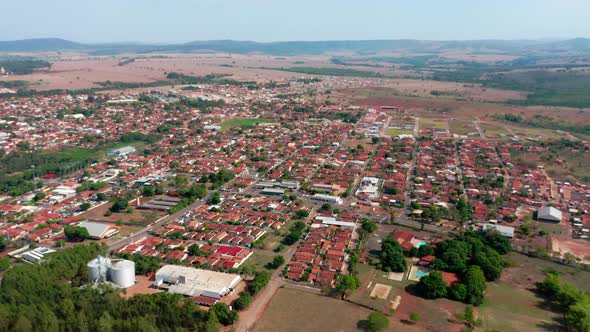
[416,241,427,248]
[416,270,429,278]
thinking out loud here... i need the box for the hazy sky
[2,0,590,43]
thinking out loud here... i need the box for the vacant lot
[419,117,447,129]
[449,119,477,136]
[80,201,165,225]
[220,118,271,131]
[480,281,564,332]
[254,287,418,332]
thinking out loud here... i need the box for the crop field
[219,118,272,131]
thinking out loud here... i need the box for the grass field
[386,128,413,136]
[418,117,447,129]
[220,118,271,131]
[480,281,563,332]
[254,287,417,332]
[241,252,276,273]
[480,122,511,137]
[449,119,477,136]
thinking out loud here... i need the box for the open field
[418,117,447,129]
[449,119,478,136]
[79,201,165,225]
[479,122,511,138]
[219,118,272,131]
[480,281,564,332]
[253,287,418,332]
[385,128,413,136]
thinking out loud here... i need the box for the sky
[2,0,590,43]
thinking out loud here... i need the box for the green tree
[366,312,389,331]
[448,283,467,302]
[416,271,448,299]
[463,266,487,305]
[536,273,562,299]
[362,221,378,234]
[567,297,590,332]
[80,202,92,211]
[336,274,360,294]
[210,303,238,326]
[143,186,155,197]
[233,293,253,311]
[187,244,201,257]
[379,238,407,272]
[64,225,90,242]
[472,247,504,281]
[0,257,10,271]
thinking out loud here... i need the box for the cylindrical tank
[109,260,135,288]
[87,256,111,282]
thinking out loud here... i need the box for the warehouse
[78,221,120,239]
[537,206,562,223]
[154,265,242,299]
[311,194,343,205]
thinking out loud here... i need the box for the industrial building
[483,223,515,238]
[87,256,135,288]
[107,146,137,158]
[79,221,120,239]
[311,194,343,205]
[154,265,242,299]
[537,206,562,223]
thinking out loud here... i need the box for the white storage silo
[87,256,111,283]
[109,260,135,288]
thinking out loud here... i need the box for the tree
[295,210,309,219]
[187,244,201,257]
[96,193,108,201]
[320,203,332,211]
[567,297,590,332]
[80,202,92,211]
[557,283,583,308]
[537,273,562,299]
[416,271,448,299]
[379,238,407,272]
[64,225,90,242]
[362,221,378,234]
[417,245,434,258]
[110,198,129,212]
[142,186,155,197]
[336,274,360,294]
[472,247,504,281]
[33,192,46,201]
[266,255,285,269]
[0,257,9,271]
[210,303,238,326]
[233,293,253,311]
[463,266,487,305]
[208,191,222,205]
[366,312,389,331]
[409,312,421,324]
[448,283,467,302]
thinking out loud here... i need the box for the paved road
[107,178,240,251]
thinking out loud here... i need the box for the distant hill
[1,37,590,55]
[0,38,85,52]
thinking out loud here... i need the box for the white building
[483,223,515,238]
[311,194,343,205]
[155,265,242,299]
[537,206,562,223]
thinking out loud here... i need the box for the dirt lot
[253,287,419,332]
[80,201,165,225]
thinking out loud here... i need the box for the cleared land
[254,287,417,332]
